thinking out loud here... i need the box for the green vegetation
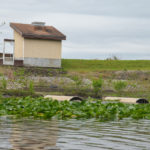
[72,76,82,88]
[1,77,7,89]
[62,59,150,72]
[28,80,34,93]
[0,60,149,122]
[0,59,150,77]
[0,97,150,121]
[92,77,103,98]
[1,89,42,97]
[0,59,150,100]
[113,81,127,96]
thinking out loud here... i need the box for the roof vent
[32,22,45,26]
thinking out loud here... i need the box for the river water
[0,117,150,150]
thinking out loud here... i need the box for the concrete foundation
[23,57,61,68]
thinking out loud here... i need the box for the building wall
[24,39,62,59]
[14,32,62,68]
[14,31,24,59]
[23,38,62,68]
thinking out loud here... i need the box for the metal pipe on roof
[32,22,45,26]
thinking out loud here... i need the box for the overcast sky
[0,0,150,59]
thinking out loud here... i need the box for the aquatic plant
[0,97,149,121]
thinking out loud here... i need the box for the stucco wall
[14,31,24,59]
[24,39,62,59]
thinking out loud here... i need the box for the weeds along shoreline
[0,97,150,121]
[0,74,142,99]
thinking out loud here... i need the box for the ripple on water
[0,117,150,150]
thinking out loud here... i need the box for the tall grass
[29,81,34,93]
[113,81,127,96]
[1,77,7,89]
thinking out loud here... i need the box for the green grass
[62,59,150,72]
[1,59,150,76]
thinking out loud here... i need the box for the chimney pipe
[32,22,45,26]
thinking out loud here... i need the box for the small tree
[113,80,127,96]
[92,77,103,98]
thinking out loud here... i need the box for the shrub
[71,76,82,94]
[92,77,103,98]
[113,80,127,96]
[72,76,82,87]
[29,81,34,93]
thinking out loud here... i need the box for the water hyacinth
[0,97,150,121]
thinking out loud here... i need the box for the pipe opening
[70,96,83,102]
[136,99,149,104]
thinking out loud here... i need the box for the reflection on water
[0,117,59,150]
[0,117,150,150]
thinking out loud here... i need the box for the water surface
[0,117,150,150]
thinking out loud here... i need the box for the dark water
[0,117,150,150]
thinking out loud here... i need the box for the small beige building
[3,22,66,67]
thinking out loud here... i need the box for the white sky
[0,0,150,59]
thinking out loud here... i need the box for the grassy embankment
[62,59,150,99]
[0,59,150,98]
[62,59,150,72]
